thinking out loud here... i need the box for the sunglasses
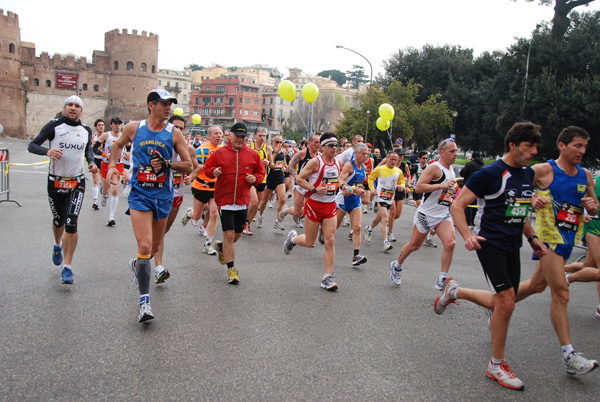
[274,140,282,144]
[325,143,338,148]
[440,138,455,150]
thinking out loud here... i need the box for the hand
[261,159,269,167]
[88,164,98,174]
[315,183,327,195]
[246,173,256,184]
[397,185,405,192]
[355,188,365,196]
[531,238,547,258]
[443,180,456,190]
[183,175,192,186]
[150,150,168,175]
[47,148,63,161]
[581,197,597,214]
[533,197,550,210]
[464,235,485,251]
[213,167,222,177]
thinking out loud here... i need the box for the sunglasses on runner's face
[274,140,282,144]
[325,143,338,148]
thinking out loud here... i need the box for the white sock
[109,195,119,219]
[92,186,98,201]
[562,344,575,360]
[206,236,213,245]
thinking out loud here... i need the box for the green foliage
[346,65,369,89]
[317,70,347,87]
[185,63,203,71]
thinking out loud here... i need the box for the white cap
[64,95,84,110]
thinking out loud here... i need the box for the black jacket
[460,157,484,183]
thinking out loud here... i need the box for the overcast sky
[4,0,600,78]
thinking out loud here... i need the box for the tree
[346,65,368,89]
[515,0,596,37]
[185,63,203,71]
[317,70,347,87]
[290,93,338,134]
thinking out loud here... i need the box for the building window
[239,109,242,115]
[214,109,223,116]
[235,86,239,92]
[45,80,51,87]
[167,81,170,87]
[9,43,16,53]
[33,78,39,86]
[184,83,187,89]
[254,99,259,105]
[194,108,198,114]
[239,97,243,103]
[141,63,147,72]
[244,110,249,116]
[270,98,273,104]
[203,97,210,105]
[127,61,134,71]
[205,86,211,92]
[215,97,223,105]
[94,85,99,92]
[82,84,88,91]
[216,86,225,93]
[229,97,234,105]
[202,108,210,116]
[158,80,162,85]
[245,98,250,104]
[152,65,156,74]
[114,61,119,70]
[183,95,187,101]
[253,111,258,117]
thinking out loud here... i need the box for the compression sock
[109,196,119,219]
[136,256,151,295]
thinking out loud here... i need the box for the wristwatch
[527,235,538,243]
[311,187,317,194]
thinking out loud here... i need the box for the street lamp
[336,45,373,143]
[522,24,541,117]
[452,111,458,135]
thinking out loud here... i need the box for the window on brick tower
[82,84,88,91]
[141,63,147,72]
[152,65,156,74]
[114,61,119,70]
[45,80,51,87]
[127,61,134,71]
[9,43,15,53]
[94,85,99,92]
[33,78,39,86]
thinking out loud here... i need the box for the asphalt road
[1,137,599,401]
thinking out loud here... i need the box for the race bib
[273,162,285,170]
[137,164,166,189]
[504,203,530,225]
[323,178,339,196]
[54,178,77,190]
[438,189,454,206]
[173,172,182,189]
[380,188,394,201]
[556,202,583,232]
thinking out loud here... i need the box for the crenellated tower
[0,9,25,137]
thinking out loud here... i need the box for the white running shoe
[278,208,287,222]
[203,243,217,255]
[138,296,154,323]
[128,258,138,287]
[181,207,192,226]
[101,194,108,207]
[435,277,446,291]
[342,215,350,227]
[198,225,207,237]
[389,261,402,286]
[424,235,438,248]
[486,360,524,390]
[283,230,297,255]
[434,278,460,314]
[564,352,599,375]
[388,232,396,242]
[364,225,372,242]
[383,240,393,252]
[256,215,263,228]
[274,220,284,230]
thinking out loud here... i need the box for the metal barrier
[0,148,22,206]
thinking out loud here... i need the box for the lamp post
[452,111,458,135]
[336,45,373,143]
[522,24,541,117]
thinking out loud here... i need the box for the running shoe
[342,215,350,227]
[373,203,379,213]
[243,222,254,235]
[424,235,438,248]
[383,240,393,252]
[92,202,99,210]
[388,232,396,242]
[203,243,217,256]
[101,194,108,207]
[293,215,303,228]
[139,295,154,323]
[362,205,368,214]
[283,230,297,255]
[278,209,287,222]
[155,266,170,284]
[435,277,446,291]
[564,352,599,375]
[267,201,273,209]
[274,220,284,230]
[181,207,192,226]
[107,219,116,227]
[318,229,324,245]
[486,360,525,390]
[257,216,263,228]
[389,261,402,286]
[347,231,353,241]
[228,267,239,284]
[128,258,139,287]
[596,304,600,319]
[352,254,367,266]
[364,225,372,242]
[434,278,460,314]
[61,267,74,284]
[52,245,63,266]
[321,274,338,291]
[215,241,226,265]
[198,225,207,237]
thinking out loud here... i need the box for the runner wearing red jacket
[204,122,266,284]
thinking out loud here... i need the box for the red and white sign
[56,72,78,89]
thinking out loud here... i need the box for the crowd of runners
[28,91,600,390]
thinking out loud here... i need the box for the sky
[4,0,600,79]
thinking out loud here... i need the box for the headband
[321,137,337,146]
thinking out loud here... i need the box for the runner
[28,95,98,284]
[335,142,369,266]
[245,127,271,234]
[258,134,287,230]
[437,122,545,390]
[388,138,457,289]
[153,115,198,283]
[204,123,266,284]
[387,148,411,242]
[107,89,192,322]
[283,133,341,290]
[91,119,105,210]
[181,124,223,255]
[364,152,405,252]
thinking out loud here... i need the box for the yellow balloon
[192,114,201,124]
[302,83,319,104]
[379,103,395,121]
[376,117,390,131]
[173,107,184,116]
[278,80,297,102]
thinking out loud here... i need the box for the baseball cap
[230,122,248,136]
[110,117,123,124]
[64,95,83,110]
[147,89,178,104]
